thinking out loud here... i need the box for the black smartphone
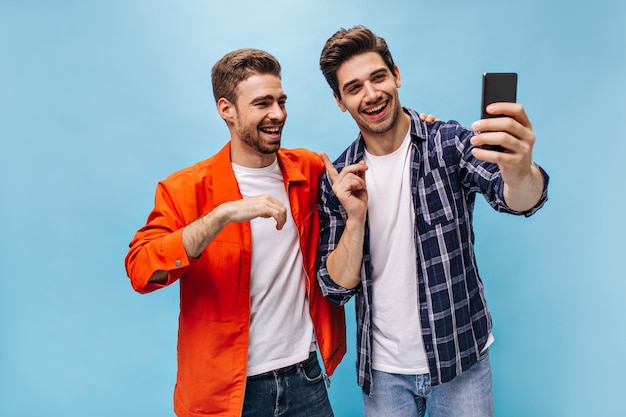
[480,72,517,151]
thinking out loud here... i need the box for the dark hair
[319,25,396,97]
[211,48,281,104]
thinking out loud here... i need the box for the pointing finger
[320,152,339,184]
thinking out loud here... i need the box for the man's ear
[333,92,347,112]
[217,97,235,122]
[394,64,402,88]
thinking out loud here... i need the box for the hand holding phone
[480,72,517,152]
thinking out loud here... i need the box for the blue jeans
[242,352,334,417]
[363,352,494,417]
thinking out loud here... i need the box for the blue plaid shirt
[317,108,549,395]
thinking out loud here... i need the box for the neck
[230,141,277,168]
[361,111,411,156]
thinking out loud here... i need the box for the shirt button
[175,260,181,267]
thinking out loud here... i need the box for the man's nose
[363,82,378,101]
[268,102,286,120]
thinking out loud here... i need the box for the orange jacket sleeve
[125,181,198,294]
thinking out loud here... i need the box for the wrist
[346,216,366,229]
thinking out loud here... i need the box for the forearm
[147,270,168,285]
[144,203,235,285]
[133,184,234,287]
[182,203,231,258]
[326,218,365,289]
[503,164,545,212]
[145,205,227,285]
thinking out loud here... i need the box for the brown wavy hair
[211,48,281,104]
[319,25,396,98]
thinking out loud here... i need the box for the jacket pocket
[417,167,455,226]
[180,240,244,322]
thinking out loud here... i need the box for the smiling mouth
[363,101,387,116]
[260,126,281,135]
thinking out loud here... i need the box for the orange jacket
[125,143,346,417]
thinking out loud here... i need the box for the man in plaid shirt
[316,25,549,417]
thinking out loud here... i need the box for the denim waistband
[248,351,317,378]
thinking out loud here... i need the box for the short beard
[237,125,280,154]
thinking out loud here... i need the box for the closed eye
[346,83,362,94]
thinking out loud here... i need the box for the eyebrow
[250,94,287,104]
[340,68,388,93]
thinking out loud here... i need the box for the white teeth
[364,102,386,114]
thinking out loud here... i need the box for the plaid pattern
[317,108,549,395]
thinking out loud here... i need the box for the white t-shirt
[364,131,429,375]
[233,158,315,376]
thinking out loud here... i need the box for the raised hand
[470,102,544,211]
[470,103,534,185]
[223,194,287,230]
[320,151,368,221]
[182,194,287,259]
[320,152,369,289]
[419,113,436,123]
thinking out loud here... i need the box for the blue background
[2,1,624,416]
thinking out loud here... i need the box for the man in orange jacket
[124,49,347,417]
